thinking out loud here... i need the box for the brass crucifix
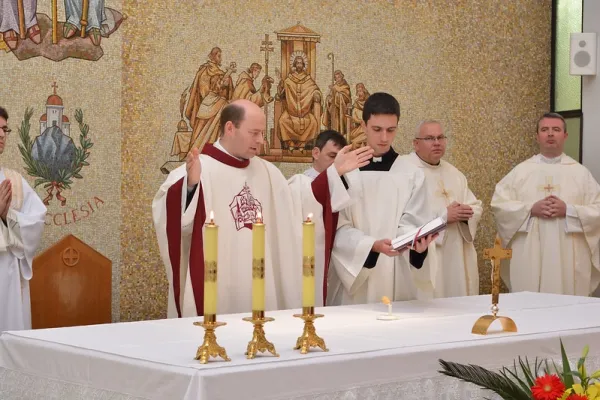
[471,236,517,335]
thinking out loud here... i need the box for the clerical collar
[201,141,250,169]
[303,167,319,179]
[361,147,398,171]
[539,154,562,164]
[414,152,441,168]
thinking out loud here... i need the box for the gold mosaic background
[0,0,123,321]
[2,0,552,322]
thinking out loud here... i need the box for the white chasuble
[153,143,347,317]
[491,154,600,295]
[400,152,482,297]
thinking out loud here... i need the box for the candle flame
[255,210,263,223]
[306,213,313,222]
[209,210,214,223]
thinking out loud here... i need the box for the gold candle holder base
[193,316,231,364]
[471,305,517,335]
[293,307,328,354]
[242,311,279,359]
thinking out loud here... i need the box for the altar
[1,292,600,400]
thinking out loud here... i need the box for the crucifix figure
[471,236,517,335]
[485,236,512,310]
[260,34,274,155]
[537,176,560,196]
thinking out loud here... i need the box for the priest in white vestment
[289,130,363,306]
[153,100,373,317]
[491,112,600,296]
[0,107,46,331]
[399,120,482,298]
[329,93,437,306]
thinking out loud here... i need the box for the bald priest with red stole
[153,99,373,318]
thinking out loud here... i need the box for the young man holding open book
[327,93,442,306]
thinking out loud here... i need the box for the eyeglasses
[415,136,447,142]
[0,126,10,139]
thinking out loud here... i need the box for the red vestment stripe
[166,178,183,318]
[166,177,207,317]
[311,171,339,306]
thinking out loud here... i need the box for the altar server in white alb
[152,100,372,317]
[491,112,600,296]
[289,130,362,306]
[0,107,47,332]
[399,120,482,298]
[329,93,437,306]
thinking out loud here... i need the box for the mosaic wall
[0,0,551,322]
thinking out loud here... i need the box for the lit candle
[204,211,218,320]
[302,213,315,308]
[252,211,265,314]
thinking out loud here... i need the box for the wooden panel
[30,235,112,329]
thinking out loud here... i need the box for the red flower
[531,374,566,400]
[567,395,588,400]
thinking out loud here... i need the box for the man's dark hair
[219,103,246,136]
[537,112,566,132]
[0,107,8,121]
[314,130,347,150]
[362,92,400,123]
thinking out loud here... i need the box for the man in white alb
[399,120,482,297]
[491,112,600,296]
[153,100,373,317]
[0,106,47,331]
[329,93,437,306]
[289,130,363,306]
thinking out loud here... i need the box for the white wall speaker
[570,32,597,76]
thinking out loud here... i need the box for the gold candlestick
[243,311,279,359]
[293,307,328,354]
[193,315,230,363]
[472,236,517,335]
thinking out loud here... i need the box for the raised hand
[333,145,375,176]
[186,148,201,188]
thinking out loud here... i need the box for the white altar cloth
[2,292,600,400]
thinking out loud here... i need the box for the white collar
[303,167,320,179]
[539,153,562,164]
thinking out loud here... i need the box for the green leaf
[438,360,531,400]
[561,339,575,388]
[518,357,537,387]
[81,161,89,166]
[501,364,531,394]
[73,173,83,179]
[565,371,583,380]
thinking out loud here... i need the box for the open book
[391,217,447,251]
